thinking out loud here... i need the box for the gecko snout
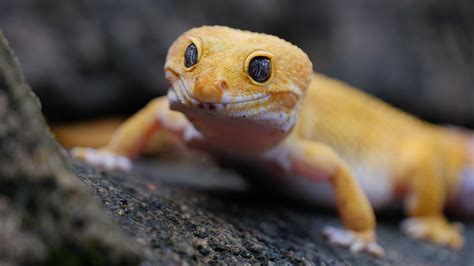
[192,78,227,103]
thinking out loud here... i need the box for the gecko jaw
[169,75,272,111]
[165,69,272,109]
[166,70,300,132]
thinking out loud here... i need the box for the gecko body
[72,26,474,257]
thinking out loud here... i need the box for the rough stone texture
[0,30,141,265]
[75,159,474,265]
[0,0,472,126]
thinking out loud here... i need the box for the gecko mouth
[165,68,300,132]
[167,71,271,111]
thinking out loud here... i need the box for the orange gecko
[72,26,474,257]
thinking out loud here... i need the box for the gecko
[71,25,474,257]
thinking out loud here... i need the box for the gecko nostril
[216,80,227,91]
[164,67,180,83]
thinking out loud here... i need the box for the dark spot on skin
[198,103,204,109]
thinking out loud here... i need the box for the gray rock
[0,30,141,265]
[75,158,474,265]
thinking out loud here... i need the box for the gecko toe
[323,226,354,246]
[322,226,384,257]
[401,217,464,249]
[367,242,385,257]
[350,241,365,253]
[70,147,132,172]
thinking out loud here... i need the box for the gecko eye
[184,43,198,68]
[248,56,271,83]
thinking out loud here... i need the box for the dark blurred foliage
[0,0,473,126]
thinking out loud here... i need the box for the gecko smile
[164,62,303,132]
[180,77,270,106]
[167,77,298,132]
[166,69,272,111]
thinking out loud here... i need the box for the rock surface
[75,158,474,265]
[0,30,141,265]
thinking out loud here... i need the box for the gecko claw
[71,147,132,172]
[322,226,385,257]
[401,217,464,249]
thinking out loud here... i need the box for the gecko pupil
[248,56,271,83]
[184,43,198,67]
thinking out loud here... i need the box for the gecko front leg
[71,96,198,170]
[265,137,384,257]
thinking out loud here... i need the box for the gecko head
[164,25,313,132]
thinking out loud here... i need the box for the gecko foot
[401,217,464,249]
[70,147,132,171]
[322,226,385,257]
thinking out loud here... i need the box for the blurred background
[1,0,473,128]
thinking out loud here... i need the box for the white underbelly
[256,164,395,210]
[351,163,395,209]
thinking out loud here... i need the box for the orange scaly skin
[72,26,474,257]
